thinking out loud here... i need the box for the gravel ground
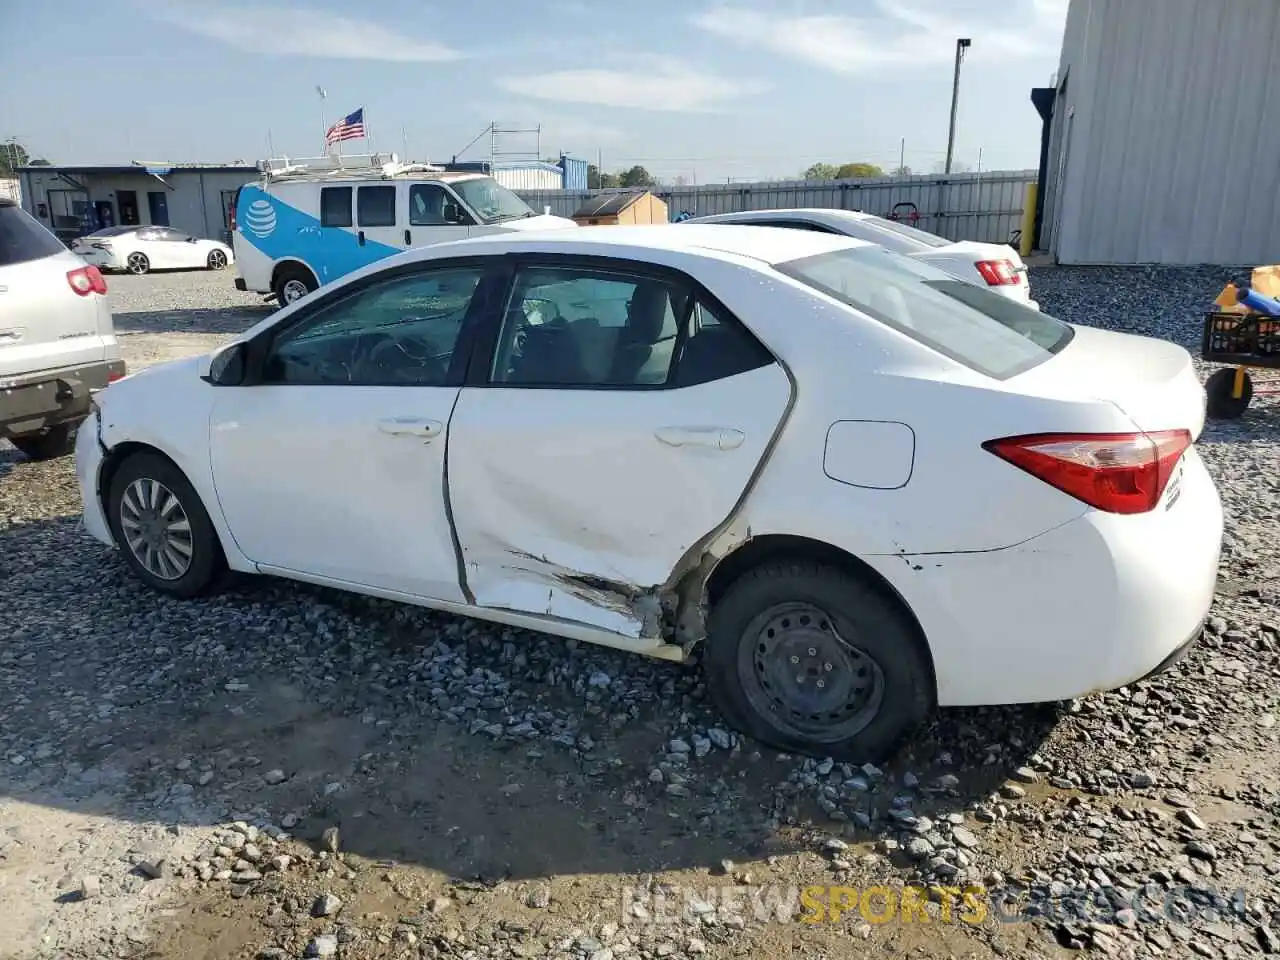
[1,265,1278,960]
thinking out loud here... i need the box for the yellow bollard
[1019,183,1037,258]
[1233,365,1247,399]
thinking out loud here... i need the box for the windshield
[451,177,535,223]
[776,245,1071,380]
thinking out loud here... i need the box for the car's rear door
[0,202,108,377]
[446,254,792,639]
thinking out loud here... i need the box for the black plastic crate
[1201,311,1280,368]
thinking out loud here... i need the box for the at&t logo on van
[242,199,277,239]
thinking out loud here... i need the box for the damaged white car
[75,225,1222,762]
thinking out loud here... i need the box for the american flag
[325,107,365,146]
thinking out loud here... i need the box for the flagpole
[362,106,371,158]
[316,85,328,156]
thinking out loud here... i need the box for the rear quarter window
[0,202,68,266]
[776,245,1071,380]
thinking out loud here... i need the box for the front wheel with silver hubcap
[107,452,225,597]
[126,252,150,274]
[207,249,228,270]
[703,559,934,763]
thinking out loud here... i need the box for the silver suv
[1,199,125,460]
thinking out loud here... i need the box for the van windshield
[776,245,1072,380]
[452,177,536,223]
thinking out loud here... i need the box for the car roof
[691,208,877,224]
[416,223,872,266]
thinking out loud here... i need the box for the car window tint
[673,301,776,387]
[357,186,396,227]
[320,187,352,228]
[0,202,67,266]
[264,267,484,386]
[409,184,453,226]
[492,266,689,387]
[777,245,1072,380]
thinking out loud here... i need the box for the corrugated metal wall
[0,177,19,203]
[1050,0,1280,265]
[519,170,1035,243]
[491,165,564,192]
[560,156,589,192]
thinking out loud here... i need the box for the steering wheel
[365,332,449,382]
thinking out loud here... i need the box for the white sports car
[74,224,1221,762]
[72,226,234,275]
[684,208,1039,309]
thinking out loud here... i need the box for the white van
[231,154,577,305]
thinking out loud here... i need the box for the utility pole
[944,38,971,175]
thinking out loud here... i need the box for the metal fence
[0,177,19,204]
[519,169,1037,245]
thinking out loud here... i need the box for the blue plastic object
[1238,286,1280,316]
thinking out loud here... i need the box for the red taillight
[67,265,108,297]
[974,259,1020,286]
[108,370,125,383]
[983,430,1192,514]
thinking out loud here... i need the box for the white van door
[403,182,470,249]
[353,183,402,254]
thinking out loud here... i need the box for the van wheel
[127,252,151,275]
[703,560,934,764]
[10,423,76,461]
[274,267,316,306]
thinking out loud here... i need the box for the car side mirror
[201,342,247,386]
[443,203,465,225]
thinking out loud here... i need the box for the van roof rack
[258,153,447,181]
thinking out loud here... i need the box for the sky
[0,0,1068,183]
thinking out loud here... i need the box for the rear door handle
[376,417,442,439]
[404,229,411,245]
[654,426,745,450]
[358,231,366,246]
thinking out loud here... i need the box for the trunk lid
[1013,324,1206,439]
[913,240,1031,291]
[0,248,110,379]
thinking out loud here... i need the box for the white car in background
[684,208,1038,309]
[74,224,1219,762]
[72,226,234,275]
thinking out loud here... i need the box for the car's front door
[447,256,792,638]
[208,259,497,600]
[151,229,199,268]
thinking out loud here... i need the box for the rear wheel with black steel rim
[106,452,225,597]
[703,560,933,763]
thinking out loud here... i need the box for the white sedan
[74,224,1221,762]
[72,227,234,275]
[684,208,1039,309]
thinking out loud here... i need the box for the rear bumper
[877,446,1223,706]
[0,359,127,438]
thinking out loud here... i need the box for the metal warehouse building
[1036,0,1280,266]
[17,162,257,245]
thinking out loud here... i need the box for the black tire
[273,265,317,306]
[703,560,934,763]
[10,423,76,461]
[207,249,228,270]
[126,252,151,275]
[106,452,225,598]
[1205,367,1252,419]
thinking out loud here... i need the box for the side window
[409,184,452,226]
[136,227,161,241]
[159,229,190,242]
[320,187,353,228]
[672,299,775,388]
[357,185,396,227]
[263,266,484,386]
[491,266,690,388]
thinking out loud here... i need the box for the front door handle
[376,417,442,439]
[357,230,366,246]
[654,426,745,450]
[404,229,411,245]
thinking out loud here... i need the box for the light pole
[316,86,328,155]
[944,38,971,175]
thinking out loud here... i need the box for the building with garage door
[1033,0,1280,265]
[17,162,257,246]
